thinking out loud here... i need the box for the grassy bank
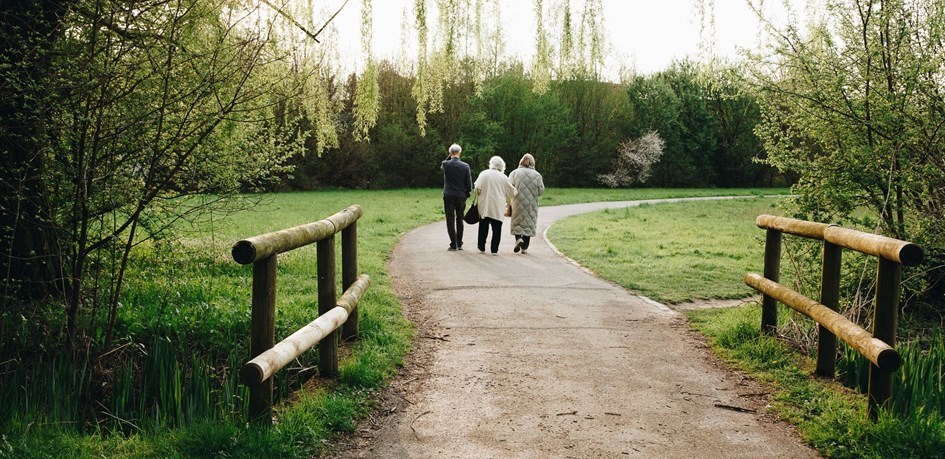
[549,196,945,458]
[1,188,785,458]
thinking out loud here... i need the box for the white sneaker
[520,249,527,254]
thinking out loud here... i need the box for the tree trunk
[1,1,75,302]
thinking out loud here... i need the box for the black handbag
[463,200,480,224]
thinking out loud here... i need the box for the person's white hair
[488,156,506,172]
[449,143,462,155]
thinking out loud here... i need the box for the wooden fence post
[868,257,901,419]
[816,240,842,377]
[248,255,277,424]
[342,222,359,341]
[317,235,338,376]
[761,229,782,334]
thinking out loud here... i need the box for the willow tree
[576,0,605,78]
[481,0,505,79]
[412,0,431,134]
[696,0,717,64]
[528,0,607,91]
[531,0,552,94]
[400,0,610,134]
[409,0,492,136]
[353,0,380,141]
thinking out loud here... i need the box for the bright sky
[327,0,810,77]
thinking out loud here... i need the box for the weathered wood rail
[746,214,923,420]
[231,205,370,424]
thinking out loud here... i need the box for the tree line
[276,59,779,190]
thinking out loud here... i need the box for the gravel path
[329,197,817,458]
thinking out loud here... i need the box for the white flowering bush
[598,131,665,187]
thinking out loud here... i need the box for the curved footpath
[331,197,817,458]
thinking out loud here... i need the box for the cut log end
[240,362,265,386]
[232,241,257,265]
[898,243,924,267]
[877,348,902,372]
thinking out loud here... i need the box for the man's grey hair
[489,156,506,172]
[449,143,462,155]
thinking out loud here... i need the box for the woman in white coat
[508,154,544,254]
[474,156,517,254]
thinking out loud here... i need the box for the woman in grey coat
[508,154,545,254]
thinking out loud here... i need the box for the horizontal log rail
[744,273,900,371]
[240,275,371,386]
[823,226,923,266]
[756,214,832,240]
[232,205,367,424]
[232,206,361,264]
[749,214,923,420]
[756,215,923,267]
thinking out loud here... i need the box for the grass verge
[689,305,945,458]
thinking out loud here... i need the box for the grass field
[547,196,788,303]
[686,305,945,458]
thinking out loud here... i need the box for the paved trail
[332,198,817,458]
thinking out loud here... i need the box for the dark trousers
[515,235,531,250]
[444,195,466,248]
[478,217,502,253]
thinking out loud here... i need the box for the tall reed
[1,336,273,432]
[0,353,91,429]
[837,334,945,418]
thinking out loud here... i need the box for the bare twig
[259,0,325,43]
[679,390,712,397]
[395,393,415,405]
[312,0,352,40]
[714,403,756,413]
[410,410,432,439]
[422,334,450,341]
[95,401,142,432]
[97,341,135,359]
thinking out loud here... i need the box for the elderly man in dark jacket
[442,143,473,251]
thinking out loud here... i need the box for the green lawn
[686,305,945,458]
[547,196,788,303]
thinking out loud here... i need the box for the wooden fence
[231,205,370,424]
[745,214,923,419]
